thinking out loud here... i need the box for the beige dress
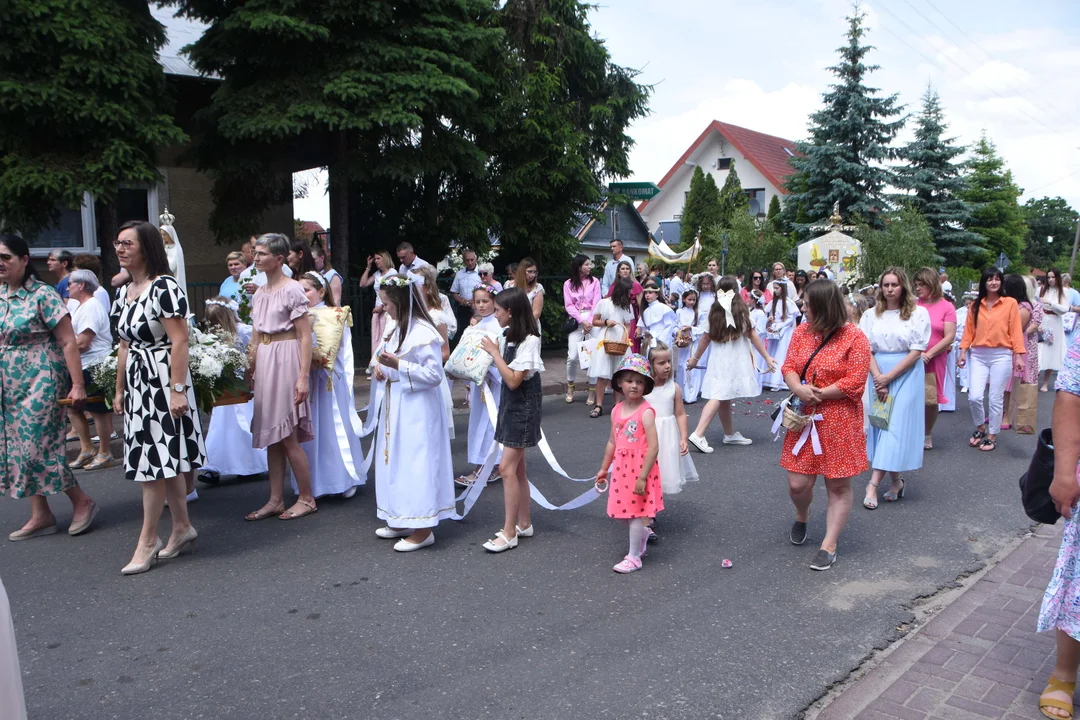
[250,280,313,447]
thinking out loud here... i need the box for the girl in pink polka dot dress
[594,354,663,574]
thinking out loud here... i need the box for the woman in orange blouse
[780,280,871,571]
[958,268,1026,452]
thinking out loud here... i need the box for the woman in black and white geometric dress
[111,221,205,575]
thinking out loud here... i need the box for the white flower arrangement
[88,326,249,413]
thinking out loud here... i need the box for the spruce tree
[782,7,905,234]
[894,87,983,266]
[680,166,722,246]
[766,194,782,231]
[960,134,1027,268]
[0,0,185,240]
[717,160,750,229]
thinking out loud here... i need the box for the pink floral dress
[606,401,664,519]
[1038,335,1080,638]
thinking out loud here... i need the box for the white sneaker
[343,486,357,499]
[688,433,713,454]
[723,432,752,446]
[961,387,968,394]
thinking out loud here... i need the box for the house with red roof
[638,120,800,238]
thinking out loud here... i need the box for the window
[782,147,795,157]
[717,158,732,170]
[24,193,96,256]
[24,182,160,257]
[744,189,767,217]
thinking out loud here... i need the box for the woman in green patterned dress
[0,235,98,540]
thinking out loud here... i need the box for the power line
[1027,169,1080,194]
[875,0,1073,139]
[908,0,1076,127]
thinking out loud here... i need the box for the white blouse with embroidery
[859,305,932,353]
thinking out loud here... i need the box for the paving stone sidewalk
[812,523,1065,720]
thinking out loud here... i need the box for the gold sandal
[565,382,575,404]
[83,454,114,471]
[1040,676,1076,719]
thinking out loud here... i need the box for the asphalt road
[1,387,1047,720]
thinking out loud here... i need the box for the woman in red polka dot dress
[594,354,663,574]
[780,280,871,571]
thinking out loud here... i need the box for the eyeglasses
[752,275,762,280]
[112,240,136,249]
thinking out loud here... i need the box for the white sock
[628,518,648,560]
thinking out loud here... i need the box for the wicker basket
[674,326,692,348]
[602,326,631,356]
[781,403,813,432]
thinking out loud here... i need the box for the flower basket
[602,326,631,356]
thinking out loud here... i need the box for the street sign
[609,181,661,200]
[996,252,1009,271]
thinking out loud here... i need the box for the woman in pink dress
[914,268,957,450]
[246,233,317,522]
[1001,274,1042,433]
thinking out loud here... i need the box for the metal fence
[188,274,575,367]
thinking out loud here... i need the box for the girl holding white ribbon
[674,289,704,403]
[371,273,455,552]
[292,272,365,500]
[457,284,504,486]
[762,279,801,390]
[686,277,775,453]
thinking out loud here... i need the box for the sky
[297,0,1080,241]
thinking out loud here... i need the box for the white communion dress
[644,378,698,494]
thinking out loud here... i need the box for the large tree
[894,86,983,266]
[960,133,1027,269]
[168,0,502,274]
[679,166,721,246]
[487,0,649,268]
[1022,196,1079,270]
[0,0,185,275]
[856,204,939,283]
[782,7,905,235]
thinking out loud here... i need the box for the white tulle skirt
[655,415,698,494]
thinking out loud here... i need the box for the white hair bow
[405,271,426,287]
[717,290,737,328]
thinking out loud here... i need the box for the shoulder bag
[770,329,835,424]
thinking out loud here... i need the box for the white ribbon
[717,290,736,328]
[792,414,824,456]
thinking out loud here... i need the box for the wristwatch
[172,383,188,394]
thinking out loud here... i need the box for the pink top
[252,280,308,334]
[562,276,601,324]
[918,297,958,404]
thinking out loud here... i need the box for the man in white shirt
[397,242,430,275]
[601,239,627,296]
[67,270,116,467]
[450,249,482,305]
[668,268,686,308]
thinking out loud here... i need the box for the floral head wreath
[380,271,425,290]
[205,298,240,319]
[474,283,500,296]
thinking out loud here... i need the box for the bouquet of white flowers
[88,327,249,413]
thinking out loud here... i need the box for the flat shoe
[9,524,58,542]
[68,502,99,536]
[375,526,411,539]
[613,555,642,574]
[483,530,518,553]
[244,504,284,521]
[394,533,435,552]
[515,524,534,538]
[279,499,317,520]
[82,454,114,471]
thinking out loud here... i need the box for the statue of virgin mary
[158,207,187,290]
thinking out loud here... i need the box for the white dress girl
[1039,289,1069,372]
[467,314,503,466]
[644,378,698,494]
[675,305,704,403]
[201,324,268,478]
[375,320,456,529]
[589,297,635,381]
[750,306,768,394]
[701,327,762,401]
[291,304,365,498]
[761,298,800,390]
[642,299,677,349]
[428,304,457,440]
[527,284,545,335]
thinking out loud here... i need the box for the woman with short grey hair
[66,270,115,471]
[477,262,503,293]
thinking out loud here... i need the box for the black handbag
[1019,428,1059,524]
[561,315,579,333]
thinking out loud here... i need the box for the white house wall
[640,131,782,235]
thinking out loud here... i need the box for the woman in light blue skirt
[858,268,932,509]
